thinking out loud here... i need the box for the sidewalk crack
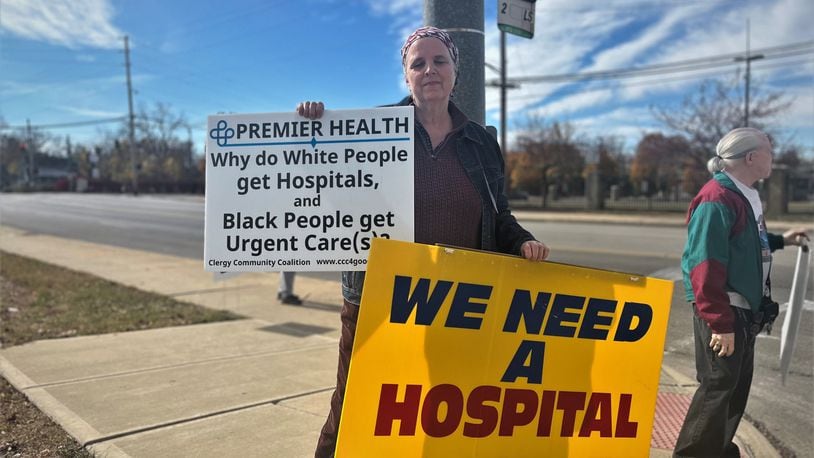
[82,386,335,448]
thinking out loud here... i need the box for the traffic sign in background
[498,0,536,38]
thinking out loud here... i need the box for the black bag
[751,296,780,335]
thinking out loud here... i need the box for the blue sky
[1,0,812,156]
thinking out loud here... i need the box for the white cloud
[362,0,422,93]
[0,0,123,49]
[484,4,636,114]
[570,106,660,151]
[0,80,48,99]
[586,3,713,71]
[765,84,814,145]
[364,0,422,39]
[58,106,124,118]
[364,0,813,152]
[745,0,814,49]
[365,0,422,17]
[1,74,144,103]
[526,89,615,118]
[649,0,813,65]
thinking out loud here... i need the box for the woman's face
[749,138,774,180]
[404,37,456,105]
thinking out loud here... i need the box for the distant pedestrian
[674,127,809,457]
[277,271,302,305]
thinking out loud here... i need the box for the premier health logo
[209,120,235,147]
[208,115,411,150]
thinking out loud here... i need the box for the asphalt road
[1,193,811,456]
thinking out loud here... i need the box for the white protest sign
[204,107,414,272]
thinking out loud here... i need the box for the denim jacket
[342,98,536,305]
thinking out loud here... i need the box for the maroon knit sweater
[413,104,483,249]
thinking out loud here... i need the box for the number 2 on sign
[501,2,534,21]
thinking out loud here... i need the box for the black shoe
[279,294,302,305]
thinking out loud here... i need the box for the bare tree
[513,116,585,206]
[631,133,693,195]
[137,102,188,157]
[653,72,790,174]
[98,103,197,188]
[136,102,193,182]
[586,135,625,184]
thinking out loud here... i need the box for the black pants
[673,306,756,458]
[315,299,359,458]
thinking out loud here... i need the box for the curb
[0,355,130,457]
[660,364,780,458]
[511,210,810,231]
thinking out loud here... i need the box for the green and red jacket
[681,172,785,333]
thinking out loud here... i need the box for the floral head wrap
[400,26,459,70]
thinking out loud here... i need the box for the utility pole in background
[425,0,485,125]
[26,119,34,185]
[484,31,521,192]
[124,35,139,194]
[496,0,536,195]
[736,20,764,127]
[484,36,517,147]
[500,31,507,153]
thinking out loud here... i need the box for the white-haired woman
[301,26,550,457]
[675,127,809,457]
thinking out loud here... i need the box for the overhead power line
[486,40,814,86]
[1,114,204,132]
[0,117,127,130]
[536,0,741,11]
[506,57,814,102]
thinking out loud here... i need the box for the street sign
[498,0,536,39]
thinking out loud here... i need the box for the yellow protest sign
[336,238,673,457]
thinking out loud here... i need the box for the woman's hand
[710,332,735,357]
[296,101,325,119]
[520,240,550,262]
[783,228,810,247]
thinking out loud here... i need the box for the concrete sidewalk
[0,224,779,457]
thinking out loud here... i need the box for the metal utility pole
[425,0,485,125]
[485,45,519,192]
[500,31,507,152]
[496,0,536,194]
[735,20,764,127]
[26,119,34,185]
[499,31,512,194]
[485,45,518,150]
[124,35,139,194]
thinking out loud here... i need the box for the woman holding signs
[298,26,550,457]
